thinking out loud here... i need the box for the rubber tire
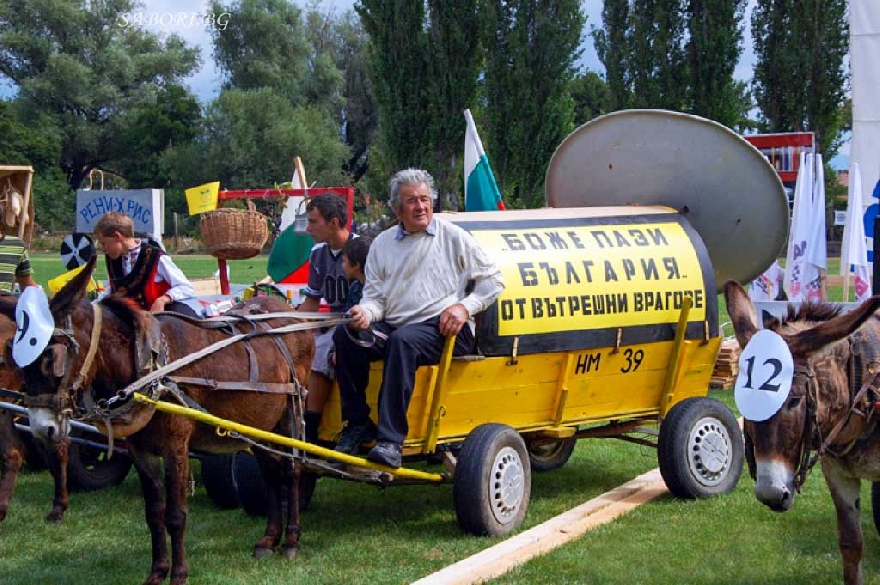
[872,482,880,536]
[526,436,577,472]
[66,440,133,492]
[453,423,531,536]
[233,451,316,516]
[658,396,744,499]
[200,454,240,509]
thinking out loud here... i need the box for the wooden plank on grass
[413,468,668,585]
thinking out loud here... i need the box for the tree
[752,0,848,156]
[210,0,310,103]
[594,0,631,110]
[356,0,482,208]
[112,85,202,189]
[571,71,612,127]
[0,100,72,231]
[306,7,376,182]
[628,0,688,110]
[163,88,351,191]
[484,0,585,207]
[0,0,200,191]
[685,0,748,128]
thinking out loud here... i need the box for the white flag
[807,154,827,271]
[279,163,307,232]
[841,162,872,301]
[784,153,822,301]
[749,260,783,302]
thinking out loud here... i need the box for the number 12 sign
[734,329,794,422]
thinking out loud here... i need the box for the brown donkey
[0,294,70,526]
[12,256,314,585]
[725,280,880,585]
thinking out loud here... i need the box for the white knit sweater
[359,218,504,330]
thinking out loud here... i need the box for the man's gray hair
[389,168,437,209]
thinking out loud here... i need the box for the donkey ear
[761,310,780,330]
[723,280,759,348]
[787,295,880,355]
[49,253,97,318]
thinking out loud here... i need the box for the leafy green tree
[0,100,72,231]
[571,71,612,127]
[356,0,432,183]
[0,0,200,191]
[306,7,376,182]
[163,88,350,191]
[594,0,631,110]
[484,0,585,207]
[113,85,202,189]
[685,0,748,128]
[752,0,848,156]
[357,0,482,209]
[628,0,688,109]
[210,0,310,103]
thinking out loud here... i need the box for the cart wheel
[871,482,880,536]
[200,454,240,509]
[234,451,316,516]
[658,397,743,498]
[67,440,132,492]
[453,423,531,536]
[526,436,577,472]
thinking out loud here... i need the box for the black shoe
[334,419,378,455]
[367,441,402,469]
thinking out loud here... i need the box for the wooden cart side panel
[317,337,721,451]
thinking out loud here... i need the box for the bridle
[791,358,880,492]
[23,303,103,436]
[791,362,820,492]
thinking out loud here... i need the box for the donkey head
[724,280,880,511]
[20,255,97,443]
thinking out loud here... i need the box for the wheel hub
[688,416,731,486]
[490,446,525,525]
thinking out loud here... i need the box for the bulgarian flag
[464,109,506,211]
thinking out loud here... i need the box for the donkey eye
[786,395,802,409]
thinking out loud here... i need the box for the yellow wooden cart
[189,110,788,537]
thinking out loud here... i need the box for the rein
[104,315,351,409]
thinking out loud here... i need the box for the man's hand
[439,303,469,337]
[346,305,370,330]
[150,294,171,313]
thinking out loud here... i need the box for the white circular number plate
[734,329,794,422]
[13,286,54,367]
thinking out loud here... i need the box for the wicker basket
[200,206,269,260]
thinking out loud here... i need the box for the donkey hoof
[45,511,64,524]
[253,545,274,559]
[280,545,299,560]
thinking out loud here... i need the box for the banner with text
[470,222,706,336]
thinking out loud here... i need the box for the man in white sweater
[333,168,504,468]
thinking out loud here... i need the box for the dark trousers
[333,316,475,445]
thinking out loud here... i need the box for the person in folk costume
[93,212,197,317]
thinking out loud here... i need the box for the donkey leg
[163,447,190,585]
[0,411,23,524]
[128,445,171,585]
[45,438,70,523]
[252,450,283,558]
[823,462,864,585]
[280,457,302,560]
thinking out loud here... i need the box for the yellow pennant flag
[48,264,98,295]
[185,181,220,215]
